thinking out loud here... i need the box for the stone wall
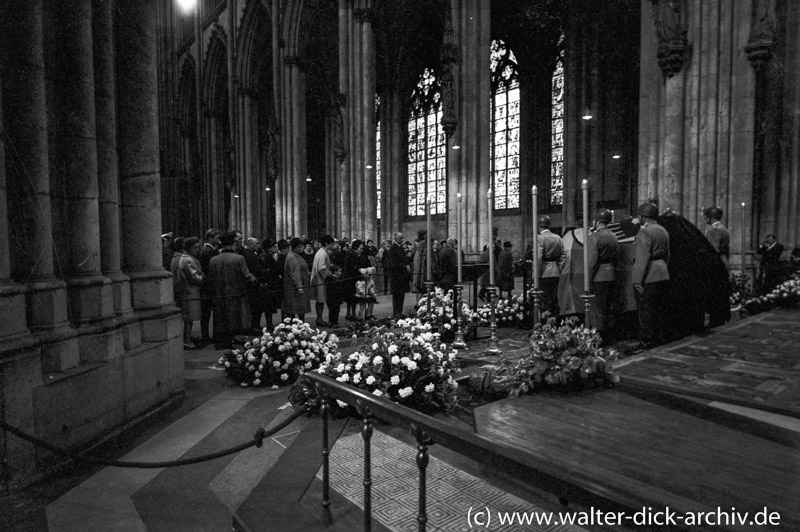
[0,0,183,490]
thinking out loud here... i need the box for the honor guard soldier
[536,215,565,318]
[703,206,731,272]
[587,208,618,342]
[632,203,670,349]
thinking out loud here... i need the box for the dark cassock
[658,212,730,340]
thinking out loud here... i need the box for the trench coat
[283,250,311,315]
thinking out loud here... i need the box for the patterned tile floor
[317,429,586,532]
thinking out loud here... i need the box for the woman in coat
[282,238,312,321]
[343,239,372,321]
[177,237,204,349]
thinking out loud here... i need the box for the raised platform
[616,308,800,418]
[474,390,800,531]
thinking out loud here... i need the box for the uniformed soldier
[536,215,565,318]
[587,208,618,342]
[703,206,730,272]
[632,203,670,349]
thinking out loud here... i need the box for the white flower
[253,379,261,386]
[444,323,452,329]
[273,361,281,368]
[336,363,345,373]
[353,373,361,384]
[372,342,379,350]
[373,356,383,365]
[286,356,294,364]
[277,344,286,352]
[387,344,398,354]
[337,399,348,408]
[337,374,350,382]
[372,389,383,397]
[405,361,417,371]
[272,384,280,390]
[245,342,252,349]
[254,371,261,378]
[281,373,289,381]
[366,376,376,385]
[301,340,308,347]
[425,383,435,393]
[391,355,400,365]
[355,362,363,370]
[399,387,413,398]
[224,361,230,367]
[305,361,313,369]
[390,375,400,385]
[247,353,256,362]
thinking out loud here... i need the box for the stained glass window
[491,40,520,210]
[551,43,565,206]
[376,120,381,220]
[407,68,446,216]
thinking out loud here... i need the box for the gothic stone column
[115,0,177,325]
[1,0,78,372]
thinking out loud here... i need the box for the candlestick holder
[529,287,544,325]
[581,292,596,329]
[486,285,502,359]
[452,284,467,349]
[424,281,435,317]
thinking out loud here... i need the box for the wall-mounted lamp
[234,193,239,198]
[265,187,271,191]
[581,108,593,120]
[612,154,621,160]
[176,0,198,13]
[452,143,461,150]
[306,177,312,182]
[365,164,373,169]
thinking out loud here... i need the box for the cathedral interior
[1,0,800,530]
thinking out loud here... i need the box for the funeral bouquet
[294,318,460,415]
[729,272,753,309]
[414,287,476,343]
[510,317,619,394]
[475,294,531,328]
[743,272,800,315]
[219,318,339,388]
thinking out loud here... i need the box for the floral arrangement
[729,272,754,309]
[302,318,461,415]
[509,317,619,394]
[335,317,395,340]
[475,294,531,328]
[743,273,800,316]
[414,288,476,343]
[219,318,340,387]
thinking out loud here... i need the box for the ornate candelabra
[452,284,467,348]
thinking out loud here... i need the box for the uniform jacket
[633,221,670,285]
[537,230,565,279]
[705,222,730,258]
[283,250,311,315]
[587,226,618,282]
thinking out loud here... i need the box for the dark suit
[437,245,458,293]
[243,248,267,330]
[633,221,670,348]
[199,243,218,340]
[758,241,784,291]
[388,242,410,316]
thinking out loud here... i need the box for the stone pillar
[47,0,116,336]
[361,4,377,241]
[115,0,174,320]
[93,0,135,334]
[0,70,38,356]
[0,0,77,369]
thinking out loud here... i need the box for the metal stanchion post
[581,292,595,329]
[486,285,501,358]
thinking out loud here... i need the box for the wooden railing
[301,373,637,532]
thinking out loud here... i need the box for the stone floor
[1,295,798,531]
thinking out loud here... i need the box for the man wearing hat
[498,241,514,299]
[536,215,564,318]
[208,231,257,348]
[587,209,618,341]
[632,202,670,349]
[703,206,730,273]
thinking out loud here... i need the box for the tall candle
[582,179,590,293]
[741,202,746,273]
[488,189,495,286]
[426,198,432,283]
[457,193,463,284]
[532,186,539,289]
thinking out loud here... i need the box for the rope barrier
[0,409,304,469]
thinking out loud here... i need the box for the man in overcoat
[209,232,256,347]
[388,232,411,318]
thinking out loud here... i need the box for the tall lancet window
[407,68,446,215]
[491,39,520,209]
[550,41,565,206]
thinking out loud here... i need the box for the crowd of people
[164,203,797,351]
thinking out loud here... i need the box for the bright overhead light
[306,177,312,182]
[265,187,271,191]
[176,0,197,13]
[452,144,461,150]
[612,154,621,159]
[366,164,373,169]
[582,108,593,120]
[234,193,239,198]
